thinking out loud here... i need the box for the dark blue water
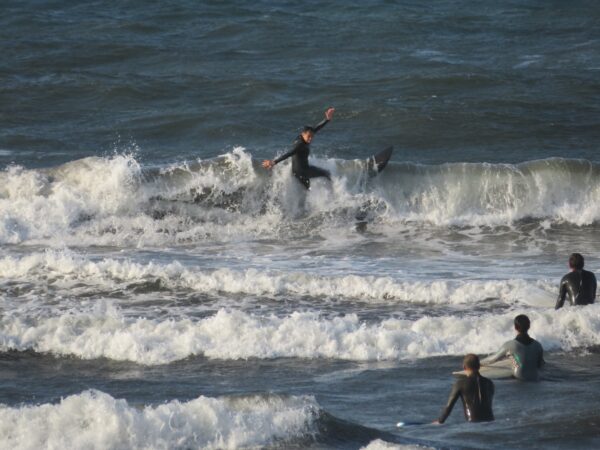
[1,1,600,449]
[2,0,600,168]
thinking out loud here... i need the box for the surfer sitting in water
[482,314,544,382]
[434,354,494,424]
[262,107,335,189]
[555,253,597,310]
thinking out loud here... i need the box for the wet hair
[514,314,530,333]
[463,353,480,371]
[301,126,315,134]
[569,253,584,270]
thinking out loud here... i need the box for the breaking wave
[0,390,318,449]
[2,151,600,246]
[0,390,405,450]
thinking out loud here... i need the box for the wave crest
[0,390,318,449]
[2,152,600,246]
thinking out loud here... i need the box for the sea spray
[3,153,600,246]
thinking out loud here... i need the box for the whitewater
[3,152,600,247]
[2,151,600,450]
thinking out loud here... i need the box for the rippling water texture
[2,1,600,167]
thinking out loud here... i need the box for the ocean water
[1,1,600,449]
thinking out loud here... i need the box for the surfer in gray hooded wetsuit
[434,354,495,424]
[262,108,335,189]
[555,253,597,310]
[482,314,544,381]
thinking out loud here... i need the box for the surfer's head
[514,314,530,333]
[463,354,480,372]
[568,253,584,271]
[301,126,315,144]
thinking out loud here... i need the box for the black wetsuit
[555,269,597,310]
[438,373,495,424]
[273,118,331,189]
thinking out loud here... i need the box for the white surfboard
[516,286,555,308]
[452,358,514,379]
[396,421,427,427]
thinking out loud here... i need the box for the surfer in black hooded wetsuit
[262,107,335,189]
[434,354,495,424]
[555,253,597,310]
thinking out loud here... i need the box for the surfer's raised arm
[314,107,335,133]
[262,107,335,170]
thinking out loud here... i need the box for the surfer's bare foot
[262,160,275,169]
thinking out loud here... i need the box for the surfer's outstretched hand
[325,107,335,121]
[262,159,275,169]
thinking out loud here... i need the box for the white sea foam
[380,159,600,227]
[2,152,600,246]
[0,250,556,305]
[0,390,318,450]
[0,155,142,245]
[0,149,328,246]
[1,302,599,364]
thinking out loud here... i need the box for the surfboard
[396,421,427,428]
[452,358,514,380]
[516,287,555,308]
[355,147,393,231]
[367,146,393,177]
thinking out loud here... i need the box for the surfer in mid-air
[262,107,335,189]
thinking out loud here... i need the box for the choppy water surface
[1,1,600,449]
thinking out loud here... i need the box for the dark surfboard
[356,146,393,231]
[367,146,393,177]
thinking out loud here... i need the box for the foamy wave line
[1,302,599,364]
[0,250,555,305]
[0,390,317,450]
